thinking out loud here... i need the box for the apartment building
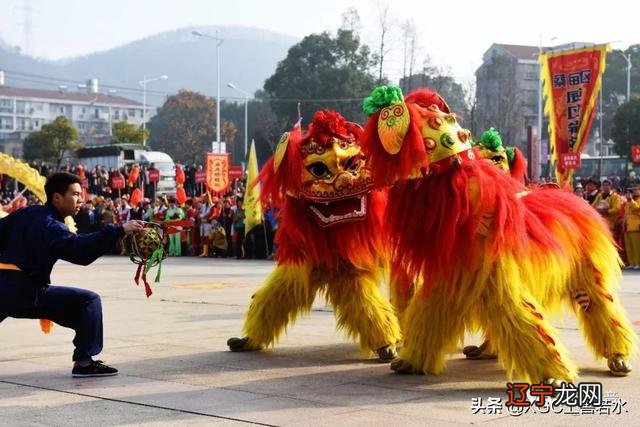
[0,76,145,157]
[475,44,542,152]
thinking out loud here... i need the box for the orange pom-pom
[176,187,187,204]
[175,164,185,185]
[130,188,142,206]
[40,319,53,334]
[128,165,140,186]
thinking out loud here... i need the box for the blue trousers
[0,271,103,361]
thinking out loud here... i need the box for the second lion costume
[227,110,401,360]
[361,85,637,383]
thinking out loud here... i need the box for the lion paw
[376,344,397,362]
[463,341,498,360]
[608,353,632,376]
[227,336,262,352]
[390,358,420,374]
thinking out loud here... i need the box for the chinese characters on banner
[205,153,230,194]
[559,152,581,170]
[540,44,610,187]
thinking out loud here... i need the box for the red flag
[205,153,231,194]
[541,44,609,186]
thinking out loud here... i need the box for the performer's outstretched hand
[122,220,145,234]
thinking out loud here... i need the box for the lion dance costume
[361,85,637,383]
[227,110,401,360]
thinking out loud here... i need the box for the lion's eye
[306,162,331,178]
[344,155,361,172]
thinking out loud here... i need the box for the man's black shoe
[72,360,118,378]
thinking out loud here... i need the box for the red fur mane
[274,190,386,269]
[509,147,528,183]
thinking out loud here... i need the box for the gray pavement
[1,256,640,426]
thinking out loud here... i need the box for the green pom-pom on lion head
[363,86,404,116]
[474,127,504,151]
[505,147,515,163]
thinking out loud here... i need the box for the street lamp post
[192,30,224,153]
[538,36,557,178]
[620,52,632,101]
[227,82,250,160]
[139,75,168,146]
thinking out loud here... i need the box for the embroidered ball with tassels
[122,223,166,297]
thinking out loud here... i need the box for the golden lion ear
[273,132,290,172]
[377,102,410,154]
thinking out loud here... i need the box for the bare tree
[341,7,362,35]
[400,19,417,93]
[462,78,478,135]
[376,1,391,84]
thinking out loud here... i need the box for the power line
[2,70,371,104]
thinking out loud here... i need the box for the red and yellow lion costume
[361,86,637,383]
[227,110,401,360]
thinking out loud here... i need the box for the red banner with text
[541,44,609,186]
[631,145,640,163]
[205,153,231,194]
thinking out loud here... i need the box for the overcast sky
[1,0,636,85]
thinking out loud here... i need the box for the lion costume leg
[481,262,578,383]
[388,264,415,320]
[324,268,402,361]
[391,284,467,375]
[571,262,637,376]
[228,262,320,351]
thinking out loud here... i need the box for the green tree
[147,90,236,163]
[611,96,640,157]
[262,28,379,125]
[399,61,470,123]
[111,120,148,145]
[23,116,80,167]
[221,95,288,165]
[601,45,640,140]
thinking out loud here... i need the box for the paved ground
[1,256,640,426]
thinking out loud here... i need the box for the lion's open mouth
[307,194,367,227]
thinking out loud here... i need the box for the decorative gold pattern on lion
[297,135,372,227]
[377,102,410,154]
[362,85,637,383]
[227,110,401,361]
[415,104,473,165]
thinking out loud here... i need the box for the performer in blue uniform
[0,172,144,377]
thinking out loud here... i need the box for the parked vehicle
[76,144,176,194]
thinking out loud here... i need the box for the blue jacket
[0,205,124,285]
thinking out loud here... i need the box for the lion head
[260,110,372,227]
[361,86,475,186]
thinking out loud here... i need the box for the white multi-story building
[0,77,146,158]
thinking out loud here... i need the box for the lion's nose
[334,172,355,191]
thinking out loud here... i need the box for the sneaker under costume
[360,85,637,382]
[0,204,124,363]
[227,110,401,360]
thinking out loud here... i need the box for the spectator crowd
[1,161,639,268]
[0,161,278,261]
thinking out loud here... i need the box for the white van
[76,144,176,194]
[137,151,176,195]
